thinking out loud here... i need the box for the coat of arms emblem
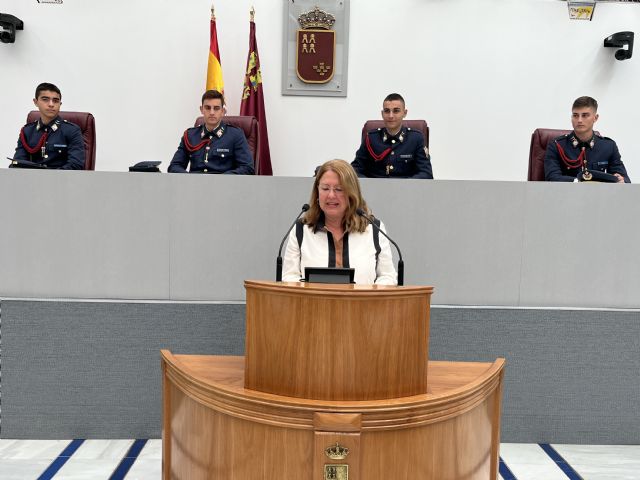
[296,7,336,83]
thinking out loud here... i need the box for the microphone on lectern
[356,208,404,286]
[276,204,310,281]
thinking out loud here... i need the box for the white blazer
[282,221,397,285]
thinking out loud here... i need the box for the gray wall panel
[362,180,527,305]
[519,183,640,308]
[168,175,312,300]
[0,170,171,299]
[2,300,638,443]
[1,300,245,439]
[2,170,640,307]
[430,307,640,444]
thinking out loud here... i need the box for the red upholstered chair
[27,111,96,170]
[194,115,259,170]
[361,120,429,147]
[528,128,571,181]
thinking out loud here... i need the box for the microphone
[356,208,404,286]
[276,204,310,281]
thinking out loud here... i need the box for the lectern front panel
[243,281,433,401]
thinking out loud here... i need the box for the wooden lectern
[162,281,504,479]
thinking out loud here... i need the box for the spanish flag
[206,8,224,93]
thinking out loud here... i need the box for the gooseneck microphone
[276,204,310,281]
[356,208,404,286]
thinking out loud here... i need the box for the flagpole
[207,3,224,93]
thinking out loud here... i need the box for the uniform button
[204,169,208,172]
[204,160,208,163]
[390,165,394,170]
[209,136,213,139]
[221,154,225,157]
[391,152,395,155]
[391,140,396,144]
[206,146,210,150]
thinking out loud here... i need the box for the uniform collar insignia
[202,123,225,138]
[384,127,405,143]
[570,135,578,148]
[37,117,59,132]
[571,132,595,149]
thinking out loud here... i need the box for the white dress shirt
[282,221,397,285]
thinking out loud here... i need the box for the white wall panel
[1,1,638,180]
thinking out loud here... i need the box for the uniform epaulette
[554,133,570,141]
[184,125,202,138]
[367,128,380,135]
[594,132,613,141]
[60,119,81,131]
[225,123,240,130]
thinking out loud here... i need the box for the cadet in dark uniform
[352,93,433,179]
[11,82,85,170]
[544,96,630,183]
[168,90,254,175]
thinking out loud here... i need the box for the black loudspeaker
[0,13,23,44]
[604,31,634,61]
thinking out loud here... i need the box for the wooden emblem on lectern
[324,443,349,479]
[296,6,336,83]
[324,464,348,480]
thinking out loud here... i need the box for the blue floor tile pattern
[0,439,638,479]
[540,443,585,480]
[36,439,85,480]
[109,439,148,480]
[499,456,518,480]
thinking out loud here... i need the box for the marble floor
[0,440,638,479]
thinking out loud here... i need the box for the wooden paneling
[167,381,313,479]
[162,351,504,479]
[162,281,502,479]
[244,281,433,400]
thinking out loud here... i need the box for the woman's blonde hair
[304,159,370,233]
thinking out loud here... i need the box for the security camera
[0,13,24,44]
[604,31,634,61]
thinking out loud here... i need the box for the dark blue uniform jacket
[168,122,254,175]
[352,127,433,179]
[13,116,85,169]
[544,132,630,183]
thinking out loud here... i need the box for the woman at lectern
[282,159,397,285]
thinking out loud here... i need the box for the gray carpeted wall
[1,300,638,443]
